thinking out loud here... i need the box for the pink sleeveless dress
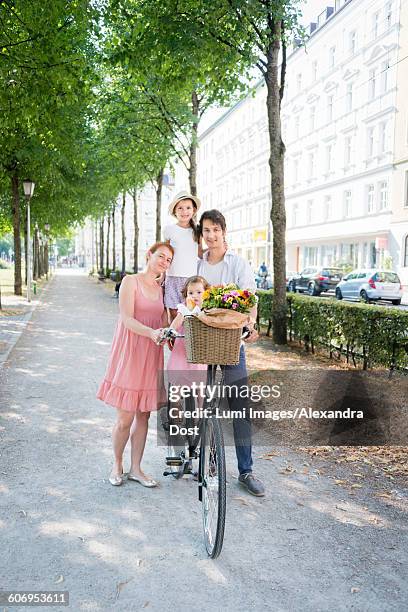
[97,275,166,412]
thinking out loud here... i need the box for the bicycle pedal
[165,457,183,466]
[163,469,176,476]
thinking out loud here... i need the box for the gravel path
[0,270,406,612]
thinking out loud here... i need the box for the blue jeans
[223,345,252,475]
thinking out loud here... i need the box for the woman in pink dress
[97,242,174,487]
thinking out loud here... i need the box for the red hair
[146,241,174,262]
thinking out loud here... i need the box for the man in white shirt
[198,209,265,497]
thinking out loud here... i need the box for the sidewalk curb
[0,276,54,371]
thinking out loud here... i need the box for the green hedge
[256,290,408,372]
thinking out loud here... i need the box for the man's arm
[237,257,258,342]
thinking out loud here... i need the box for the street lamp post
[23,179,35,302]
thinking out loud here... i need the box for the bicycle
[159,326,250,558]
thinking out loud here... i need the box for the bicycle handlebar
[158,324,252,345]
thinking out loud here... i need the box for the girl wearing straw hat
[163,191,202,321]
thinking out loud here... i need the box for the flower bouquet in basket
[198,284,257,329]
[184,284,257,365]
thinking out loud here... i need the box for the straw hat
[168,190,201,216]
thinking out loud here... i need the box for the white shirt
[199,260,224,286]
[163,224,198,277]
[198,250,257,291]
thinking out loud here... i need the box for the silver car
[335,269,403,305]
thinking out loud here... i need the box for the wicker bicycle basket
[183,315,241,365]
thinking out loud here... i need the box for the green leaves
[0,0,107,233]
[258,291,408,371]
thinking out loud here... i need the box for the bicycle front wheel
[200,413,226,558]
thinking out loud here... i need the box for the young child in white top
[163,191,202,320]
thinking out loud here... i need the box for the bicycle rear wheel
[199,411,226,558]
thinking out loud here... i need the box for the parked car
[335,269,403,305]
[286,271,297,291]
[288,267,343,296]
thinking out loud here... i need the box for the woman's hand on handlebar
[150,328,163,344]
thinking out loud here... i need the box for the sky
[300,0,330,25]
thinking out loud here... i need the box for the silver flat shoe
[109,471,126,486]
[127,473,158,488]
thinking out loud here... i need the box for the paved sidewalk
[0,278,52,369]
[0,270,407,611]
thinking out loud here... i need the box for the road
[0,270,407,611]
[291,290,408,310]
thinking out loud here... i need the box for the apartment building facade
[180,0,407,284]
[391,0,408,283]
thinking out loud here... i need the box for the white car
[335,269,403,305]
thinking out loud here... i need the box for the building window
[344,135,352,166]
[248,169,254,194]
[405,171,408,207]
[329,46,336,69]
[381,61,389,92]
[369,68,377,99]
[293,203,299,227]
[308,151,315,178]
[326,144,334,174]
[294,115,300,139]
[367,184,375,213]
[386,1,393,29]
[293,158,299,183]
[346,83,353,112]
[404,235,408,267]
[304,246,318,266]
[306,199,315,224]
[349,31,357,55]
[309,106,316,131]
[379,181,389,210]
[324,195,333,220]
[367,126,375,158]
[327,95,333,122]
[372,12,380,38]
[344,190,352,217]
[379,122,387,154]
[312,60,318,82]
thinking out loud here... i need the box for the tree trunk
[188,90,199,196]
[121,192,126,274]
[106,213,111,275]
[99,218,104,274]
[33,227,39,281]
[44,241,49,277]
[132,187,139,273]
[155,168,164,242]
[112,207,116,271]
[11,173,22,295]
[94,219,98,273]
[266,24,287,345]
[39,240,44,277]
[32,234,36,281]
